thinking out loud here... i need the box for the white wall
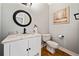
[49,3,79,54]
[31,4,49,34]
[1,3,49,40]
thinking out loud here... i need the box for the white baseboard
[59,46,79,56]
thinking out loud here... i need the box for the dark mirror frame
[13,10,32,27]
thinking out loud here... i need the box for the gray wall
[1,3,49,40]
[49,3,79,54]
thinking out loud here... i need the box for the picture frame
[53,7,70,24]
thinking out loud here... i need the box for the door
[10,39,28,56]
[29,37,41,56]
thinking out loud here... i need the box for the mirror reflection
[16,12,30,25]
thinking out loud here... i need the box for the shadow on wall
[0,44,4,56]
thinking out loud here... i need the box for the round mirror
[13,10,32,27]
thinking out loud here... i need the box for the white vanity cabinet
[2,34,41,56]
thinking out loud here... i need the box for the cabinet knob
[29,48,31,50]
[26,48,31,51]
[26,49,28,51]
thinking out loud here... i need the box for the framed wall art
[53,7,70,24]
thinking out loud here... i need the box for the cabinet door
[10,39,28,56]
[29,37,41,56]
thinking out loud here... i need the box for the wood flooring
[41,47,70,56]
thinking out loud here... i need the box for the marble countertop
[1,33,41,44]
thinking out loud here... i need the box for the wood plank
[41,47,70,56]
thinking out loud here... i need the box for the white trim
[59,46,79,56]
